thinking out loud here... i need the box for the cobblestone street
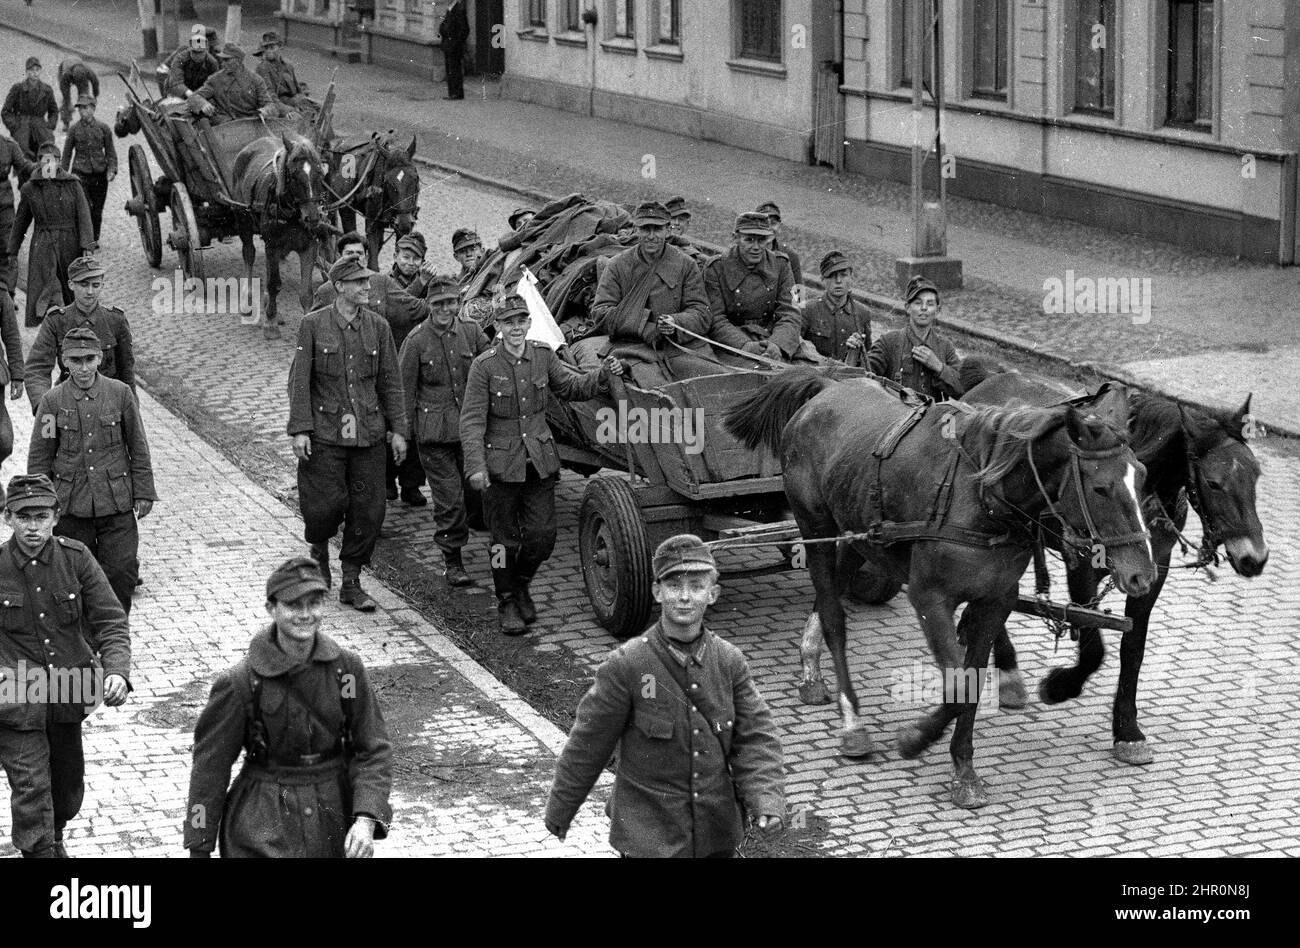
[1,21,1298,859]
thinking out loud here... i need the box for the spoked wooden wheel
[126,145,162,268]
[167,182,205,281]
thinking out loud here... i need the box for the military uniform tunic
[190,67,274,123]
[163,48,220,99]
[7,173,95,324]
[256,58,304,102]
[800,294,873,364]
[2,79,57,159]
[866,325,965,401]
[702,247,803,357]
[25,301,135,410]
[0,137,35,291]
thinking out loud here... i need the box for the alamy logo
[595,401,706,456]
[150,270,262,325]
[1042,270,1152,325]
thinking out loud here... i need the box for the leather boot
[444,550,474,587]
[310,543,332,589]
[497,596,527,635]
[401,487,428,506]
[514,577,537,624]
[339,565,377,612]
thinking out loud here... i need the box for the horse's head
[280,132,327,226]
[377,134,419,235]
[1181,395,1268,576]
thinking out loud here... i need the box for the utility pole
[226,3,243,48]
[138,0,159,58]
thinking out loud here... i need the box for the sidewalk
[9,0,1298,434]
[0,379,613,858]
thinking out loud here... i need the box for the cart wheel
[127,145,162,268]
[848,568,902,605]
[579,476,653,639]
[168,182,205,282]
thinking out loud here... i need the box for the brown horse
[325,133,420,270]
[724,368,1157,808]
[961,358,1268,765]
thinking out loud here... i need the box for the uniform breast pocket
[0,592,24,632]
[53,587,82,625]
[633,708,674,740]
[99,411,124,445]
[315,341,343,377]
[488,374,516,415]
[361,347,379,380]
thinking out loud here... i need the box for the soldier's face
[26,67,41,83]
[513,212,534,230]
[671,216,689,236]
[737,233,768,265]
[454,244,483,272]
[430,298,458,332]
[395,248,422,277]
[340,242,365,262]
[825,269,853,300]
[907,291,940,331]
[263,44,281,61]
[72,277,102,309]
[4,507,58,554]
[268,591,325,642]
[653,569,720,639]
[636,223,667,256]
[335,277,370,307]
[221,57,239,74]
[63,352,102,388]
[494,313,530,348]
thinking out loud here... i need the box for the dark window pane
[899,0,934,89]
[739,0,783,62]
[973,0,1008,98]
[1167,0,1213,126]
[1074,0,1115,113]
[529,0,547,29]
[565,0,581,31]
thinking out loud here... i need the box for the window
[898,0,934,90]
[653,0,681,45]
[527,0,547,30]
[607,0,634,39]
[971,0,1008,99]
[561,0,582,31]
[1166,0,1214,128]
[736,0,782,63]
[1074,0,1115,113]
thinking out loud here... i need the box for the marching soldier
[0,473,132,859]
[27,328,155,613]
[756,200,802,289]
[161,26,220,102]
[288,256,408,612]
[188,46,275,127]
[800,251,872,365]
[55,57,99,132]
[0,132,35,300]
[2,57,57,160]
[184,556,393,858]
[0,279,23,468]
[60,96,116,242]
[25,256,135,411]
[399,276,490,587]
[867,276,964,401]
[460,295,624,634]
[545,534,786,857]
[8,141,95,327]
[701,212,803,362]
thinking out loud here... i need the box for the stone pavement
[0,387,613,858]
[8,0,1297,433]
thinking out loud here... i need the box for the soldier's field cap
[664,196,691,220]
[653,534,717,580]
[452,228,482,253]
[217,45,245,61]
[819,250,852,278]
[427,275,460,303]
[63,327,102,356]
[69,256,106,282]
[507,207,533,229]
[631,201,671,227]
[25,57,41,70]
[257,31,284,51]
[395,233,426,256]
[494,294,530,321]
[735,212,774,237]
[37,140,60,157]
[328,256,375,284]
[266,556,328,603]
[905,275,940,304]
[5,474,57,512]
[756,200,781,221]
[76,94,97,108]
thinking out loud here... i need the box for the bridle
[1175,404,1224,566]
[1025,440,1151,558]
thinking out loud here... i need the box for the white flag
[519,266,566,351]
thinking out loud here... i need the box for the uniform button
[693,792,699,798]
[35,587,40,592]
[68,594,75,599]
[693,772,700,779]
[693,750,699,756]
[693,728,700,735]
[88,466,94,471]
[304,806,313,815]
[44,637,50,643]
[690,683,698,690]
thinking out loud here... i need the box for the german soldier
[0,473,131,858]
[507,208,535,233]
[460,294,624,634]
[160,26,220,102]
[184,556,393,858]
[55,57,99,132]
[399,275,489,588]
[253,32,308,109]
[27,328,155,614]
[25,256,135,412]
[288,256,408,612]
[545,534,786,857]
[188,46,275,127]
[755,200,802,289]
[2,57,57,160]
[800,250,872,365]
[867,276,964,401]
[701,212,803,362]
[0,278,22,468]
[0,131,35,297]
[60,96,116,242]
[451,228,484,286]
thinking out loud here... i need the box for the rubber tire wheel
[848,568,903,605]
[579,477,652,639]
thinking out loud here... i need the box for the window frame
[651,0,682,47]
[1164,0,1216,131]
[525,0,548,31]
[1071,0,1117,117]
[970,0,1009,101]
[733,0,784,65]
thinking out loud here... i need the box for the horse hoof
[1111,740,1154,766]
[1038,667,1079,706]
[951,777,991,810]
[798,680,832,705]
[838,727,875,759]
[998,670,1028,709]
[895,723,928,760]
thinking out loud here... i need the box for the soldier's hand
[418,261,438,281]
[545,818,567,842]
[741,340,765,356]
[134,499,153,520]
[845,332,864,351]
[103,674,129,707]
[344,816,376,858]
[469,471,489,491]
[602,356,625,377]
[107,170,116,182]
[8,382,22,400]
[656,314,678,339]
[292,434,313,460]
[756,814,784,837]
[391,433,408,466]
[912,345,943,372]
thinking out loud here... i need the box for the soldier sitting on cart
[253,32,312,121]
[159,25,220,103]
[188,46,275,129]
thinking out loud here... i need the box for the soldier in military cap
[25,255,135,411]
[755,200,802,288]
[2,57,57,160]
[800,250,873,365]
[160,25,220,102]
[451,229,485,286]
[460,294,625,634]
[8,140,95,327]
[701,212,803,362]
[188,45,276,128]
[0,126,36,298]
[664,196,690,238]
[60,95,116,242]
[0,277,24,468]
[507,208,535,232]
[400,276,490,587]
[288,256,408,611]
[27,328,155,613]
[253,31,309,113]
[867,276,964,401]
[0,472,132,858]
[184,556,393,858]
[545,533,786,857]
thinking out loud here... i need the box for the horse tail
[958,355,1009,394]
[723,367,833,456]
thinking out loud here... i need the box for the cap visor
[655,563,717,580]
[273,578,328,603]
[6,497,57,512]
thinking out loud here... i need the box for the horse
[231,130,330,338]
[723,368,1158,808]
[960,357,1269,765]
[325,133,420,271]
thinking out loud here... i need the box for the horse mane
[1129,391,1246,464]
[955,402,1066,490]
